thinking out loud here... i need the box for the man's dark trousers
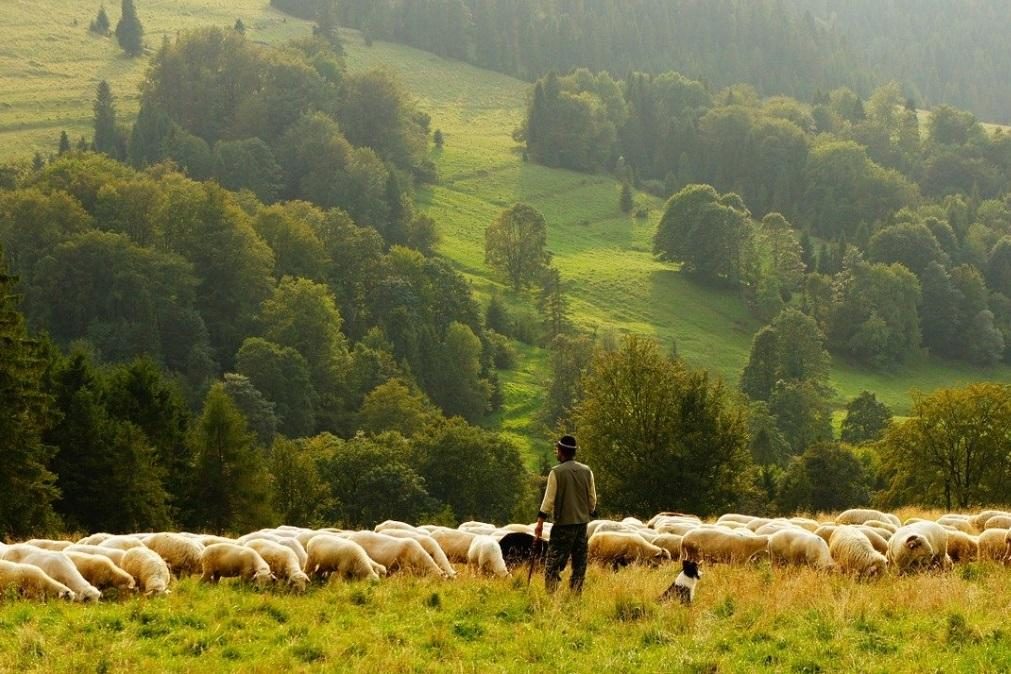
[545,523,588,593]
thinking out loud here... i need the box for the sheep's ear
[906,536,923,550]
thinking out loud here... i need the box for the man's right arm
[588,469,598,518]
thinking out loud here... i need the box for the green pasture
[3,563,1011,673]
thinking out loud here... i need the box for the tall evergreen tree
[93,80,118,158]
[115,0,144,56]
[619,181,634,213]
[90,5,111,34]
[57,130,71,155]
[0,246,59,537]
[189,383,274,534]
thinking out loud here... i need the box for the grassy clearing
[4,563,1011,672]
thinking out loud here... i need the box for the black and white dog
[659,559,702,605]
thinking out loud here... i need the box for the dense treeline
[335,0,866,103]
[522,69,1011,371]
[327,0,1010,123]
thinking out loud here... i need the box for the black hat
[555,435,578,453]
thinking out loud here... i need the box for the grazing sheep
[855,527,891,555]
[788,518,821,532]
[24,539,73,551]
[18,550,101,602]
[241,534,309,569]
[863,520,897,534]
[197,535,238,548]
[887,522,950,572]
[304,535,384,581]
[745,518,774,532]
[428,528,478,564]
[829,527,888,578]
[0,560,75,600]
[983,515,1011,531]
[467,535,510,577]
[651,534,683,561]
[588,532,671,568]
[945,530,979,563]
[501,523,535,535]
[374,520,421,534]
[243,539,309,591]
[380,529,457,577]
[586,520,634,537]
[836,509,900,527]
[121,547,172,596]
[653,521,699,536]
[768,529,835,569]
[647,512,701,528]
[63,544,125,566]
[680,529,770,563]
[0,543,44,563]
[977,529,1009,561]
[457,521,497,535]
[936,517,975,534]
[76,533,113,546]
[814,524,838,546]
[200,543,273,586]
[343,531,445,577]
[98,536,146,551]
[144,533,204,576]
[971,510,1010,531]
[753,520,799,536]
[716,514,757,526]
[64,551,135,592]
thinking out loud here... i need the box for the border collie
[659,559,702,605]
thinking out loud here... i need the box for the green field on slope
[3,5,1011,458]
[338,34,1011,419]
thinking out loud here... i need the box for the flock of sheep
[2,508,1010,602]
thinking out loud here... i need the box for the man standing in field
[534,435,597,594]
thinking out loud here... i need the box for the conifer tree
[189,383,274,534]
[115,0,144,56]
[58,130,71,155]
[0,245,59,537]
[93,80,118,157]
[619,181,634,213]
[31,152,45,171]
[433,129,444,148]
[233,18,245,34]
[90,5,110,34]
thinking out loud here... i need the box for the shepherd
[534,434,597,594]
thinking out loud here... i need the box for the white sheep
[976,528,1008,561]
[24,539,74,551]
[121,547,172,595]
[342,531,445,577]
[813,524,838,545]
[983,515,1011,531]
[63,544,125,566]
[945,529,979,563]
[836,509,901,527]
[971,510,1010,531]
[680,528,769,563]
[379,529,457,577]
[144,533,204,576]
[457,521,497,535]
[466,535,510,577]
[428,527,477,564]
[243,539,310,591]
[855,526,890,555]
[98,535,147,551]
[862,519,898,534]
[76,533,113,546]
[304,535,385,581]
[64,551,135,592]
[200,543,273,586]
[588,531,671,567]
[768,529,835,569]
[17,549,102,602]
[887,521,950,572]
[715,513,758,526]
[829,526,887,577]
[0,560,75,600]
[374,520,421,533]
[651,534,683,561]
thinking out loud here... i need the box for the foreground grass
[3,564,1011,672]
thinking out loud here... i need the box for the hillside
[337,33,1011,417]
[2,5,1011,463]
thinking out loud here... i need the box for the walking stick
[527,535,540,586]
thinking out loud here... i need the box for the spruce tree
[76,136,90,152]
[115,0,144,56]
[433,129,444,148]
[0,245,60,538]
[31,152,45,171]
[189,383,274,534]
[313,0,342,51]
[233,18,245,34]
[619,181,634,213]
[93,80,118,157]
[90,5,110,34]
[58,130,71,155]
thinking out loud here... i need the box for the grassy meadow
[4,3,1011,459]
[4,562,1011,672]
